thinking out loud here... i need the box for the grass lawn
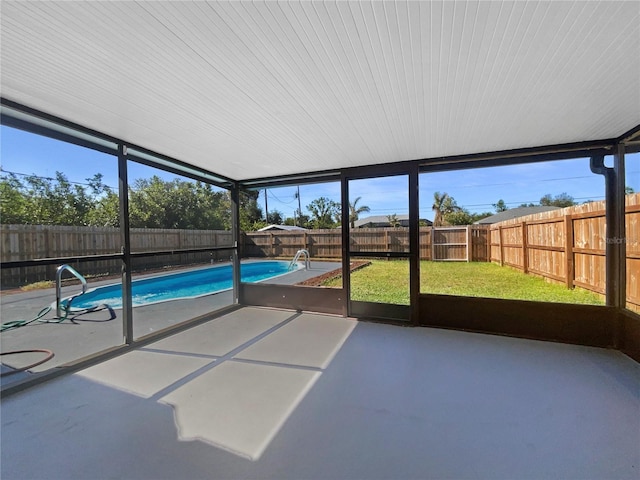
[324,260,605,305]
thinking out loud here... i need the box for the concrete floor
[0,260,340,381]
[2,306,638,480]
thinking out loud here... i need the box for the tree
[248,220,268,231]
[439,207,494,226]
[238,190,264,231]
[23,172,94,225]
[540,192,575,208]
[493,199,508,212]
[432,192,461,226]
[0,171,115,226]
[284,209,310,228]
[306,197,340,229]
[349,196,370,228]
[86,190,119,227]
[289,208,310,228]
[267,210,283,225]
[626,186,635,195]
[0,171,272,231]
[387,213,401,228]
[128,176,228,229]
[443,210,474,225]
[472,211,494,223]
[0,173,29,224]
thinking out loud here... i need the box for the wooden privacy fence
[242,225,490,261]
[429,226,490,261]
[1,225,490,285]
[490,193,640,310]
[242,229,341,259]
[5,202,638,308]
[1,225,233,287]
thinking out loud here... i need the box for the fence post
[466,225,472,262]
[385,229,390,260]
[522,222,528,273]
[565,214,574,289]
[431,226,435,261]
[44,227,56,279]
[498,226,504,266]
[212,231,218,262]
[483,225,490,261]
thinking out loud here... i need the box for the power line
[458,196,605,209]
[423,177,592,189]
[421,170,639,190]
[266,189,297,205]
[365,195,608,216]
[0,168,118,191]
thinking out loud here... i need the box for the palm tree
[349,196,370,228]
[432,191,460,226]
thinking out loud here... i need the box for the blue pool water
[69,261,296,309]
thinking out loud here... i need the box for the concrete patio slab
[77,350,214,399]
[1,307,638,479]
[160,360,320,461]
[146,307,293,357]
[235,313,356,368]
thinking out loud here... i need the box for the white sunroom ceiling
[1,1,639,181]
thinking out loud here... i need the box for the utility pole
[264,189,269,224]
[295,186,302,226]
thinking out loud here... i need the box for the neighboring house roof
[474,206,561,224]
[354,215,432,228]
[257,224,307,231]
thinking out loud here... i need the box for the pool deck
[1,260,340,383]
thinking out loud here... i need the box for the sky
[1,125,638,223]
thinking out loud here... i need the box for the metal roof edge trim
[241,139,618,186]
[617,124,640,144]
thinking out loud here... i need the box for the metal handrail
[56,264,87,317]
[289,249,311,270]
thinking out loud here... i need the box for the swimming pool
[68,261,296,310]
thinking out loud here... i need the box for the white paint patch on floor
[148,307,292,356]
[235,313,357,368]
[76,350,213,398]
[160,361,320,461]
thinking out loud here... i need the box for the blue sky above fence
[1,125,638,223]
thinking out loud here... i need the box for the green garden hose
[0,295,110,333]
[0,306,57,332]
[0,295,113,376]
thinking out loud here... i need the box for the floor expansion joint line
[148,312,303,401]
[138,347,221,360]
[229,357,323,372]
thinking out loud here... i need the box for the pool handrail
[289,249,310,270]
[56,264,87,317]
